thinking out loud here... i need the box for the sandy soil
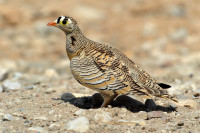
[0,0,200,132]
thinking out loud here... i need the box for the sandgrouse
[47,16,177,108]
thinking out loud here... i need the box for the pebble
[0,60,17,70]
[49,123,60,131]
[143,22,157,37]
[74,109,85,116]
[24,120,33,126]
[0,85,3,92]
[34,116,48,121]
[2,80,21,90]
[18,107,25,112]
[28,127,47,133]
[193,89,200,97]
[138,111,148,120]
[94,111,112,122]
[61,93,76,102]
[44,68,58,77]
[177,121,184,126]
[169,28,188,42]
[0,69,8,81]
[66,116,89,132]
[147,111,166,120]
[2,114,13,121]
[167,5,186,17]
[23,85,33,90]
[131,120,146,126]
[48,110,54,114]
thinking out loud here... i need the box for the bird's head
[47,16,77,34]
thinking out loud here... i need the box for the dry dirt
[0,0,200,132]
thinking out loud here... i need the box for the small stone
[49,123,60,131]
[2,114,13,121]
[24,85,33,90]
[0,69,9,81]
[176,94,187,99]
[143,22,157,37]
[28,127,47,133]
[94,110,112,122]
[2,80,21,90]
[193,89,200,97]
[34,116,48,121]
[169,103,178,109]
[18,107,25,112]
[74,109,85,116]
[138,111,148,120]
[24,120,33,126]
[177,122,184,126]
[147,111,166,120]
[44,68,58,77]
[169,28,188,42]
[12,72,23,80]
[167,5,185,17]
[0,85,3,92]
[145,99,156,108]
[48,110,54,114]
[45,88,56,94]
[61,93,76,102]
[131,120,146,126]
[0,60,16,70]
[66,116,89,132]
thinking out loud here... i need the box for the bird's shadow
[58,93,176,113]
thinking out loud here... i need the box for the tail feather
[157,94,178,102]
[157,83,171,89]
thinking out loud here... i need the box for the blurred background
[0,0,200,85]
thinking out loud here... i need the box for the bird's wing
[83,46,153,97]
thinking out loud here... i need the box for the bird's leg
[100,93,118,108]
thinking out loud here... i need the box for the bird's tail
[156,94,178,102]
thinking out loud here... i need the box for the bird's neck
[65,26,89,60]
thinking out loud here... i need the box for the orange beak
[47,22,57,26]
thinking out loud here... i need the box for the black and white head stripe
[56,16,72,24]
[57,16,62,23]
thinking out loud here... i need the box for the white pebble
[2,80,21,90]
[0,69,8,81]
[66,116,89,132]
[49,123,60,131]
[94,111,112,122]
[44,68,58,77]
[49,110,55,114]
[28,127,47,133]
[34,116,48,121]
[74,109,85,116]
[0,85,3,92]
[3,114,13,121]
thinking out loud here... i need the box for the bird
[47,16,177,108]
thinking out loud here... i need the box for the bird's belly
[70,57,115,95]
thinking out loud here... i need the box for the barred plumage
[48,16,177,108]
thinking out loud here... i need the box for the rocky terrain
[0,0,200,132]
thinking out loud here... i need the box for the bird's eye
[62,19,67,25]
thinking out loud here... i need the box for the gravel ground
[0,0,200,132]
